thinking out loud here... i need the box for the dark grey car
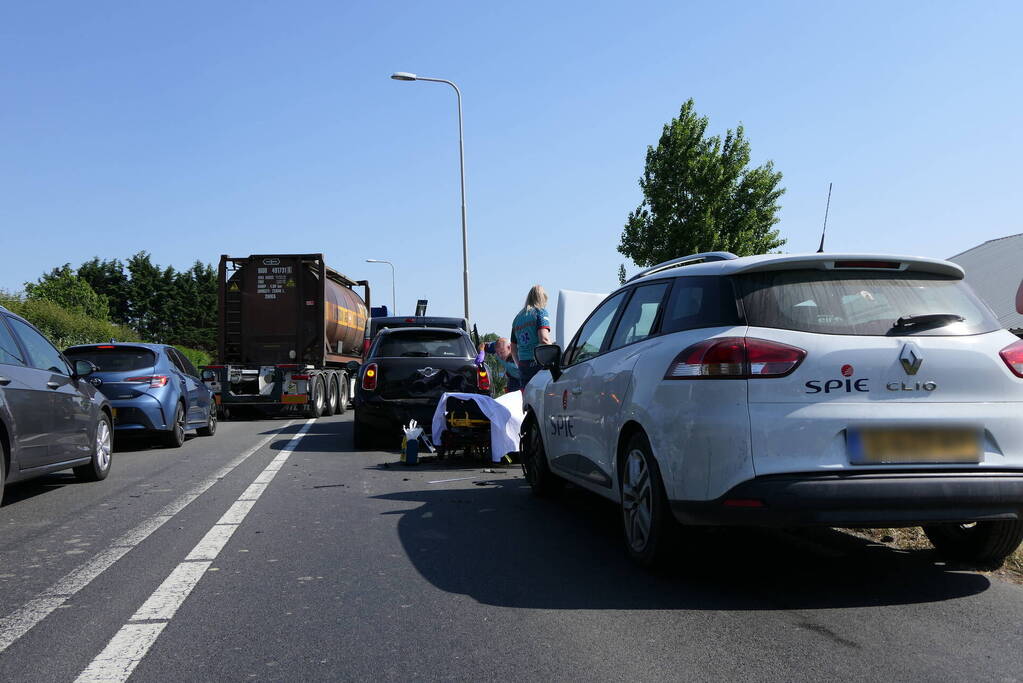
[0,305,113,502]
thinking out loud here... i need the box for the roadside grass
[847,526,1023,584]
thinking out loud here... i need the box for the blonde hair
[525,285,548,311]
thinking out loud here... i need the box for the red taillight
[477,367,490,391]
[999,339,1023,377]
[126,375,170,388]
[664,337,805,379]
[362,363,378,391]
[96,345,116,349]
[362,338,371,358]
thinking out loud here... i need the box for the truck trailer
[202,254,370,419]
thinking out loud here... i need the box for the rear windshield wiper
[892,313,964,329]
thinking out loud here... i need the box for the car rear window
[736,269,1001,336]
[65,346,156,371]
[374,331,472,358]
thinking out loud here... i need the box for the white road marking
[427,476,477,484]
[0,421,295,653]
[75,419,315,683]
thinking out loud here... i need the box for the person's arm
[537,308,552,345]
[510,342,519,364]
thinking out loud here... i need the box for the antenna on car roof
[816,182,833,253]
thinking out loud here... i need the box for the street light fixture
[390,71,470,323]
[365,259,396,315]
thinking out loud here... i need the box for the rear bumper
[355,399,437,432]
[110,398,166,432]
[670,471,1023,527]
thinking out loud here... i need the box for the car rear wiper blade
[892,313,965,329]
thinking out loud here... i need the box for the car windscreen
[736,269,1001,336]
[65,346,156,371]
[373,331,472,358]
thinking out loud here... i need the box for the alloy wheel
[95,418,112,470]
[621,449,653,552]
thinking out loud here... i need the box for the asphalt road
[1,413,1022,682]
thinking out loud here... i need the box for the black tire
[336,377,348,415]
[521,417,564,497]
[1,440,6,504]
[325,377,338,417]
[74,413,113,482]
[923,520,1023,569]
[162,403,186,448]
[619,432,677,568]
[197,407,217,437]
[352,412,370,450]
[308,378,325,419]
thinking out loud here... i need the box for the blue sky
[1,1,1020,338]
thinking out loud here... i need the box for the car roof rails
[626,251,738,283]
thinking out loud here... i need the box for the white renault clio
[522,252,1023,568]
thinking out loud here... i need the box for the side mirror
[200,369,216,382]
[533,344,562,382]
[345,360,360,374]
[74,360,97,379]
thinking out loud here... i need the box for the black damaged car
[352,327,490,449]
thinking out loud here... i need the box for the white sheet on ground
[431,391,524,463]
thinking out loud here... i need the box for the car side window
[166,348,186,374]
[608,282,670,350]
[660,276,741,333]
[171,348,198,377]
[565,291,628,366]
[6,317,70,375]
[0,317,26,366]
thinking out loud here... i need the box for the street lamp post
[365,259,396,315]
[390,71,470,323]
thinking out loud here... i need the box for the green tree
[24,265,110,320]
[618,99,786,268]
[78,257,130,325]
[617,264,627,286]
[480,331,508,395]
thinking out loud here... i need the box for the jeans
[517,361,541,388]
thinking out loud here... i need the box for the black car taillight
[362,363,378,391]
[664,337,805,379]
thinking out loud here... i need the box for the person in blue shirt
[479,337,521,393]
[510,285,552,389]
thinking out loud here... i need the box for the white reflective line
[185,525,236,562]
[0,597,66,651]
[238,482,268,500]
[74,419,315,682]
[0,421,295,654]
[75,623,167,683]
[130,561,212,622]
[427,476,477,484]
[217,499,256,525]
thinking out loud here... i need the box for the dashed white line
[0,421,295,653]
[75,418,315,683]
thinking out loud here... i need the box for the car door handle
[571,387,583,395]
[47,381,61,389]
[0,376,10,386]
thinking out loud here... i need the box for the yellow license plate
[281,395,308,405]
[849,427,982,464]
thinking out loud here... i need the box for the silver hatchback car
[0,305,113,502]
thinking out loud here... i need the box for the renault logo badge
[899,344,922,375]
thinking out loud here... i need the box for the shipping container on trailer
[201,254,371,419]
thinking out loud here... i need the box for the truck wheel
[923,520,1023,569]
[308,378,325,418]
[336,377,348,415]
[324,377,337,417]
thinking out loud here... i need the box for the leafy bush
[177,346,213,369]
[0,291,140,350]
